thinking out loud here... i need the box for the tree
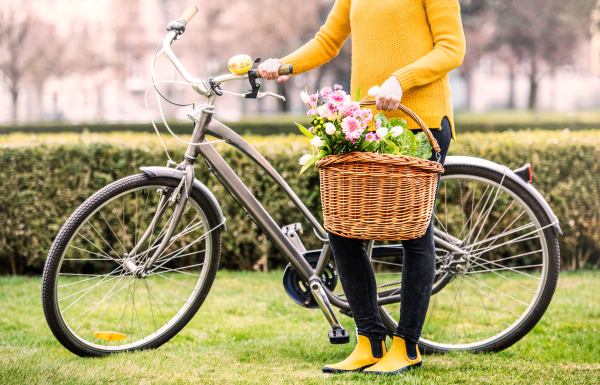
[491,0,597,110]
[458,0,493,110]
[0,1,72,123]
[232,0,326,112]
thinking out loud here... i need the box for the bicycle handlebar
[255,64,293,78]
[162,6,294,97]
[180,6,198,23]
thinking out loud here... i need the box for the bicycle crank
[282,250,337,309]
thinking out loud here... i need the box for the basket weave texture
[315,102,444,241]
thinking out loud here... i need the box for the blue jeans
[329,116,452,344]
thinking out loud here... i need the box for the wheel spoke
[377,172,554,351]
[46,180,217,354]
[147,263,205,277]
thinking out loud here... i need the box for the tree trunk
[528,74,538,111]
[508,65,516,109]
[10,89,18,124]
[277,80,288,113]
[35,83,44,122]
[528,60,538,111]
[463,68,474,111]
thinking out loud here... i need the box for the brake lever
[256,91,286,101]
[243,69,286,101]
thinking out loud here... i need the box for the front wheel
[42,174,222,357]
[373,165,560,353]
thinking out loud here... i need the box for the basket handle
[359,100,441,153]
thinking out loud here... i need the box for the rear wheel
[372,165,560,353]
[42,174,222,357]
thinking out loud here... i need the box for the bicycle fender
[443,156,562,235]
[139,166,226,230]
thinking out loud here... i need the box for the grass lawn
[1,270,599,384]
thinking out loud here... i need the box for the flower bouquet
[296,84,433,175]
[295,84,444,241]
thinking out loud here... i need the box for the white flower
[300,91,310,104]
[376,127,388,139]
[368,85,381,97]
[391,126,404,137]
[311,136,324,148]
[299,154,312,165]
[325,123,336,135]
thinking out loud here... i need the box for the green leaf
[363,141,380,152]
[398,129,417,157]
[375,112,389,127]
[299,150,330,175]
[320,136,333,152]
[355,86,361,102]
[415,132,433,160]
[389,118,407,129]
[357,139,372,151]
[295,122,314,139]
[379,139,399,155]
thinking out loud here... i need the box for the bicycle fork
[122,163,195,277]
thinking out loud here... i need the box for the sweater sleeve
[393,0,466,92]
[279,0,351,75]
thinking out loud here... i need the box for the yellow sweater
[280,0,466,139]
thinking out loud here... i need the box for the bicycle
[42,6,562,357]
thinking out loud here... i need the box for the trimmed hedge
[1,130,599,275]
[1,120,599,137]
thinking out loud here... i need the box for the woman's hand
[376,76,403,111]
[257,58,291,82]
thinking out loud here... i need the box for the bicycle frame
[134,96,467,309]
[129,25,562,334]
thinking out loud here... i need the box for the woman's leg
[395,117,452,344]
[323,233,388,373]
[329,232,389,342]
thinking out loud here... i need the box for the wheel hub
[122,255,147,278]
[447,257,470,276]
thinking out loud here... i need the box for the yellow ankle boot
[363,336,422,375]
[322,334,387,373]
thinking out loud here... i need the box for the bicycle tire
[378,164,560,354]
[42,174,222,357]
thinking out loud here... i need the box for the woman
[258,0,465,375]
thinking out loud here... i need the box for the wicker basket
[315,101,444,241]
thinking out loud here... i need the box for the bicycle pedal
[281,223,303,235]
[328,328,350,345]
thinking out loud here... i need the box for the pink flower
[365,132,379,142]
[318,104,336,120]
[341,116,364,141]
[309,126,316,134]
[308,93,319,108]
[375,119,382,129]
[320,86,333,98]
[328,90,351,105]
[327,102,339,114]
[340,102,361,118]
[333,84,343,91]
[307,108,319,116]
[360,108,373,123]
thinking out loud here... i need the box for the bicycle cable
[152,32,195,109]
[145,55,225,163]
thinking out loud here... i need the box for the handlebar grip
[255,64,294,78]
[279,64,293,76]
[180,6,198,24]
